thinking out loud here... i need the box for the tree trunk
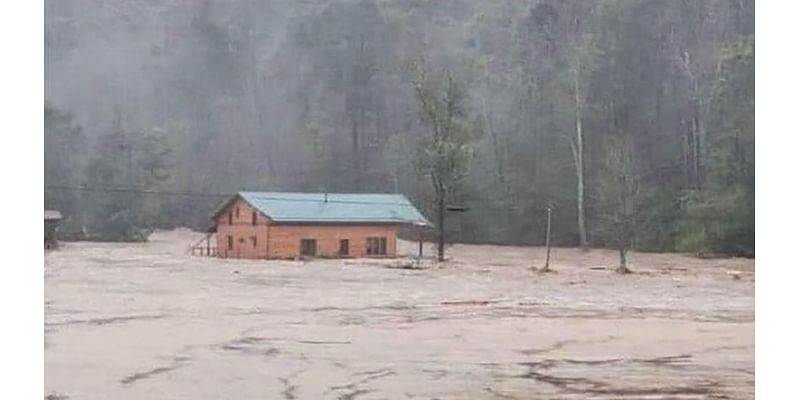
[683,117,691,188]
[436,186,445,262]
[351,114,361,190]
[616,247,631,274]
[360,108,368,187]
[482,94,505,187]
[574,70,588,249]
[542,205,552,272]
[694,113,704,189]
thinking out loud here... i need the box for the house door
[339,239,349,256]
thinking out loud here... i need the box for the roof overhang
[210,191,431,226]
[268,220,428,226]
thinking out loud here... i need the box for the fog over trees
[45,0,754,256]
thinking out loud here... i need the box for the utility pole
[541,204,553,273]
[437,190,445,262]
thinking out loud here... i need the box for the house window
[252,211,257,226]
[339,239,349,256]
[228,212,233,225]
[235,207,240,218]
[300,239,317,256]
[227,235,233,250]
[366,237,387,256]
[251,236,257,248]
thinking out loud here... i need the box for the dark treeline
[45,0,753,256]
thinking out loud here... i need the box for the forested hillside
[44,0,754,255]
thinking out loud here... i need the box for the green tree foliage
[80,111,175,240]
[44,0,753,255]
[677,36,754,256]
[44,102,87,234]
[413,61,478,260]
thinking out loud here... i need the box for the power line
[46,185,229,198]
[44,185,419,207]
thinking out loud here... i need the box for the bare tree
[597,133,640,274]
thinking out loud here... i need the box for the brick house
[207,192,429,259]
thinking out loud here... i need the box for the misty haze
[44,1,754,399]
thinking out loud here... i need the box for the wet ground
[45,229,754,399]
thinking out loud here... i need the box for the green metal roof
[230,192,430,225]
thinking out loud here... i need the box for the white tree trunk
[574,69,588,249]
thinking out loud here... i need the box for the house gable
[214,196,272,226]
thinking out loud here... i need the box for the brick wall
[214,197,398,259]
[214,198,270,259]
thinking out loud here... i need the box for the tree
[596,134,640,274]
[137,127,175,228]
[565,32,602,250]
[43,0,753,254]
[85,112,139,239]
[516,0,599,248]
[413,61,477,261]
[677,35,754,256]
[44,103,88,233]
[84,111,175,240]
[288,0,390,191]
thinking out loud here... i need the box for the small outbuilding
[45,210,63,249]
[205,192,430,259]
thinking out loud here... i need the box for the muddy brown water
[45,229,754,399]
